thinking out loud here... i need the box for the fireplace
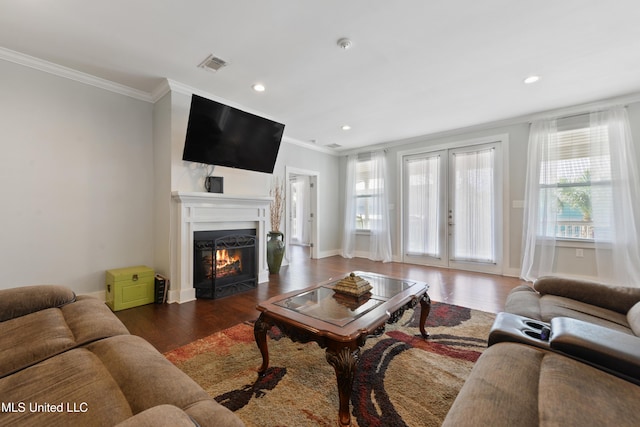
[193,229,257,299]
[171,192,271,303]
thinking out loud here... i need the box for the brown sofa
[504,276,640,335]
[442,276,640,426]
[0,285,244,427]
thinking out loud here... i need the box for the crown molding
[0,46,152,102]
[282,136,339,156]
[341,91,640,156]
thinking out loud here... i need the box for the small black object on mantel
[205,176,224,193]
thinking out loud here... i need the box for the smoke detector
[337,38,353,50]
[198,54,228,72]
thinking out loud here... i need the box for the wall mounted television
[182,94,285,174]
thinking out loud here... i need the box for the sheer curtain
[406,155,440,257]
[521,119,559,281]
[591,107,640,286]
[521,107,640,286]
[452,148,495,263]
[341,154,357,258]
[368,150,392,262]
[341,151,392,262]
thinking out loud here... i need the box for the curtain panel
[520,106,640,287]
[341,151,392,262]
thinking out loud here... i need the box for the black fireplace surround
[193,229,257,299]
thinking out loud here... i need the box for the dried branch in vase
[270,177,285,233]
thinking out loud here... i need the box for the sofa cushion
[504,285,542,319]
[85,335,244,427]
[0,285,76,322]
[538,295,630,333]
[443,342,640,426]
[0,296,129,378]
[0,347,134,426]
[505,285,632,334]
[534,276,640,314]
[114,405,198,427]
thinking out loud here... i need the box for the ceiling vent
[326,143,342,149]
[198,54,228,72]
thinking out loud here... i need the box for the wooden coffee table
[253,271,430,426]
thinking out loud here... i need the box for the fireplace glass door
[194,229,257,298]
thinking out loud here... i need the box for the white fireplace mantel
[170,191,272,303]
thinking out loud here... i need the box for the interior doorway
[285,167,319,263]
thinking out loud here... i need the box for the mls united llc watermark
[2,401,89,413]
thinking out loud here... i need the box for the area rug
[164,302,495,427]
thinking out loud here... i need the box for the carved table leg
[419,292,431,339]
[254,313,271,376]
[326,346,360,426]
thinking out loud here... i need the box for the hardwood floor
[115,248,527,353]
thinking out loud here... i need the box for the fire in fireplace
[201,248,245,280]
[193,229,257,299]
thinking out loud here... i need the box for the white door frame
[285,166,319,259]
[398,134,510,275]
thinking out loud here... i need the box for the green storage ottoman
[106,265,155,311]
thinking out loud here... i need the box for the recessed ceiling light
[524,75,540,84]
[252,83,266,92]
[341,125,351,131]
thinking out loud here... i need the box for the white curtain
[341,151,392,262]
[452,148,495,263]
[406,155,440,257]
[368,150,393,262]
[341,154,357,258]
[521,119,559,281]
[521,106,640,286]
[591,108,640,286]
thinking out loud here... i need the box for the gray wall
[0,59,154,293]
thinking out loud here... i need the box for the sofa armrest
[534,276,640,314]
[550,317,640,384]
[0,285,76,322]
[114,405,198,427]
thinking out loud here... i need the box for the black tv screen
[182,94,285,174]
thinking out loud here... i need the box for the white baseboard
[317,249,342,258]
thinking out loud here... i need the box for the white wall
[0,59,154,294]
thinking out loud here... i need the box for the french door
[402,142,502,274]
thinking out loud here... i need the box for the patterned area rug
[165,302,495,427]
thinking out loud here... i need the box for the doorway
[402,140,503,274]
[285,167,319,263]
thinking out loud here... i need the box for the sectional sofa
[0,285,244,426]
[442,276,640,426]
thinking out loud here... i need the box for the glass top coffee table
[254,271,430,426]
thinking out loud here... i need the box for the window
[522,107,640,285]
[355,157,376,230]
[343,151,392,262]
[538,122,611,241]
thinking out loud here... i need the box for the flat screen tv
[182,94,285,174]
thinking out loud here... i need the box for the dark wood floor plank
[115,252,526,353]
